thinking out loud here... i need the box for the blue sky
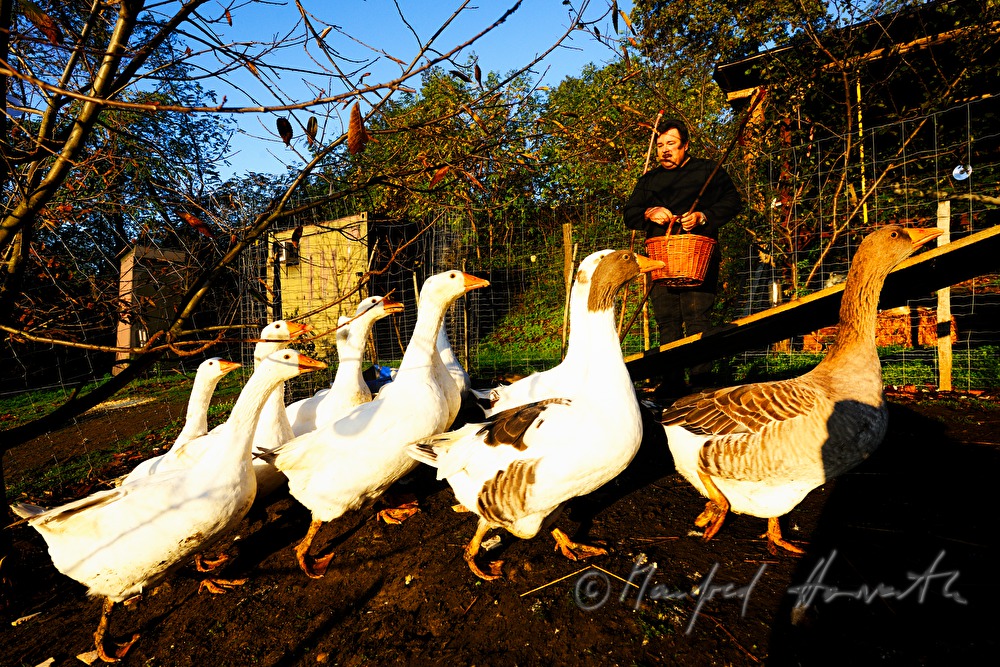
[210,1,633,180]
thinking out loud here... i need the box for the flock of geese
[10,225,941,661]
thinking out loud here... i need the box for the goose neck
[824,265,886,363]
[226,372,288,453]
[398,302,447,375]
[178,376,219,440]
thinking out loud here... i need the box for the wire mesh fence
[4,98,999,416]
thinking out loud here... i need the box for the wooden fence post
[936,201,952,390]
[561,223,574,359]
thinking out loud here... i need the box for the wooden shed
[115,245,189,373]
[270,213,369,360]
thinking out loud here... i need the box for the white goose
[436,321,491,427]
[431,321,464,429]
[438,322,471,399]
[120,357,240,484]
[483,249,611,415]
[263,270,490,578]
[11,349,325,662]
[285,295,404,436]
[118,321,308,493]
[660,225,942,554]
[249,319,310,497]
[408,250,663,579]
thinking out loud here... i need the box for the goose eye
[890,231,899,238]
[450,272,457,279]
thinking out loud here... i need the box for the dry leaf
[612,1,619,33]
[179,212,215,239]
[18,0,62,45]
[449,69,472,83]
[620,8,635,33]
[305,116,318,146]
[75,651,99,665]
[11,612,40,626]
[224,8,232,26]
[474,63,483,88]
[461,169,486,192]
[290,225,304,248]
[245,59,260,78]
[429,166,450,188]
[347,103,368,155]
[276,117,293,146]
[465,106,488,134]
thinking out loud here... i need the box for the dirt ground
[2,385,998,666]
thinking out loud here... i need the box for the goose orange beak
[462,273,490,292]
[381,297,405,314]
[297,354,327,373]
[218,359,242,374]
[286,321,311,339]
[636,254,666,273]
[904,227,943,249]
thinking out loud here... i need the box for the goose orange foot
[764,517,806,555]
[377,493,421,524]
[695,472,731,541]
[94,598,139,663]
[294,519,334,578]
[295,544,333,579]
[95,632,140,664]
[551,528,607,561]
[194,552,230,572]
[693,500,729,541]
[198,577,248,594]
[464,548,503,581]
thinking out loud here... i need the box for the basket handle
[664,217,676,239]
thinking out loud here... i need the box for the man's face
[656,129,688,169]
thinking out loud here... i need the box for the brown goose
[660,225,942,554]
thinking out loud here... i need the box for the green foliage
[324,64,547,223]
[474,283,566,379]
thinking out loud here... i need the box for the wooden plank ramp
[625,224,1000,381]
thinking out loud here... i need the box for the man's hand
[645,207,676,226]
[679,211,706,232]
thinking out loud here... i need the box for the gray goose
[660,225,942,554]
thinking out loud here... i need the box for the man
[624,118,743,397]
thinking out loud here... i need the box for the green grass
[717,345,1000,389]
[2,370,242,501]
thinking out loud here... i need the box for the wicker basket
[645,233,716,287]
